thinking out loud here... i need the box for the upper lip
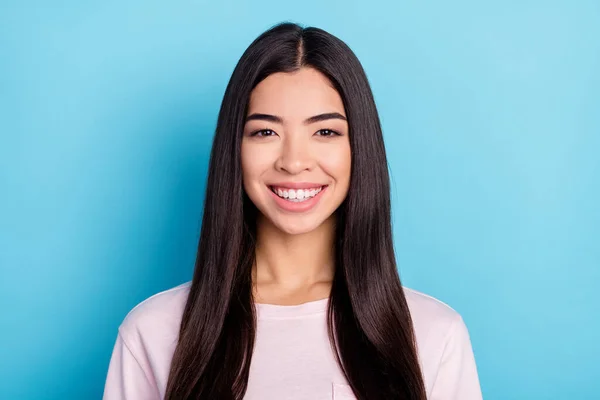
[269,182,328,189]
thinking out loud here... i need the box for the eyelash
[250,129,341,137]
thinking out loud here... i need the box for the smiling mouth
[269,185,327,202]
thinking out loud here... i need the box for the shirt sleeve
[429,315,483,400]
[102,331,161,400]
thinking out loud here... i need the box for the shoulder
[402,287,469,372]
[403,287,482,398]
[403,286,463,330]
[118,281,192,345]
[106,282,192,396]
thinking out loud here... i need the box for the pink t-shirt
[103,282,482,399]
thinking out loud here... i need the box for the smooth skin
[241,67,351,306]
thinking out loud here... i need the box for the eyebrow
[245,112,347,125]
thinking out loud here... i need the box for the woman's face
[241,67,351,235]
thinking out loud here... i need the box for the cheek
[240,144,256,192]
[241,143,273,191]
[318,142,352,184]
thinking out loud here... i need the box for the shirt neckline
[255,297,329,319]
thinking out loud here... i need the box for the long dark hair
[165,22,426,400]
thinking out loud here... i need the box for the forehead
[247,67,346,118]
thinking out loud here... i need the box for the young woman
[103,23,482,400]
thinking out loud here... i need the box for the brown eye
[251,129,277,137]
[315,129,340,137]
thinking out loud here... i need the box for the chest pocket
[332,383,357,399]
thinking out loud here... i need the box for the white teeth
[271,186,323,202]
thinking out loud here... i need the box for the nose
[275,133,314,175]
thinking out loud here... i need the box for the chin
[273,217,324,236]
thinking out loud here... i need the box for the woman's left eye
[315,129,340,137]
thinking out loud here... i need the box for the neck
[252,214,336,304]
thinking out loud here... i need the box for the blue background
[1,1,599,399]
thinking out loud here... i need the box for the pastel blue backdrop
[1,1,598,399]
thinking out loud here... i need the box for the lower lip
[269,186,328,213]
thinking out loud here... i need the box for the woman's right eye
[251,129,276,137]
